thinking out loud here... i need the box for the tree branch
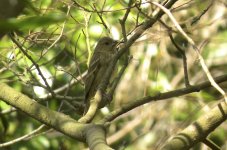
[85,125,113,150]
[79,0,179,123]
[0,82,85,141]
[101,74,227,123]
[162,101,227,150]
[0,83,114,149]
[168,32,190,87]
[151,1,227,102]
[99,0,179,102]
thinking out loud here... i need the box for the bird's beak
[111,40,119,52]
[112,40,119,46]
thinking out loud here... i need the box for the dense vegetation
[0,0,226,149]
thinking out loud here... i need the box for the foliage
[0,0,226,149]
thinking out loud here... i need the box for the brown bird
[84,37,118,113]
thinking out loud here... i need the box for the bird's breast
[99,52,114,65]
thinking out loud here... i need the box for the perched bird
[84,37,118,113]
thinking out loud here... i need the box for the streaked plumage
[84,37,118,112]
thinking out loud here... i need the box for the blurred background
[0,0,226,149]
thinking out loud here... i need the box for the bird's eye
[104,42,109,45]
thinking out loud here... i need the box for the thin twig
[202,138,221,150]
[9,35,55,97]
[72,0,137,13]
[79,0,179,123]
[169,32,190,87]
[39,71,86,99]
[191,1,213,25]
[42,4,72,56]
[0,107,16,115]
[171,0,194,11]
[92,4,109,31]
[0,125,46,147]
[119,0,134,42]
[152,1,227,102]
[82,12,92,66]
[101,74,227,123]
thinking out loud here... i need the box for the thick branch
[85,125,113,150]
[0,83,115,149]
[0,83,85,141]
[162,101,227,150]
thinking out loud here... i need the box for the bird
[84,37,118,113]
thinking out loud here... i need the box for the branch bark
[0,83,117,149]
[0,83,85,141]
[162,101,227,150]
[85,125,113,150]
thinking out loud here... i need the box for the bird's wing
[84,53,100,102]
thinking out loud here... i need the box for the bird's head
[95,37,118,53]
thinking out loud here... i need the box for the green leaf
[0,13,66,32]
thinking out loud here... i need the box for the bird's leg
[99,93,113,108]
